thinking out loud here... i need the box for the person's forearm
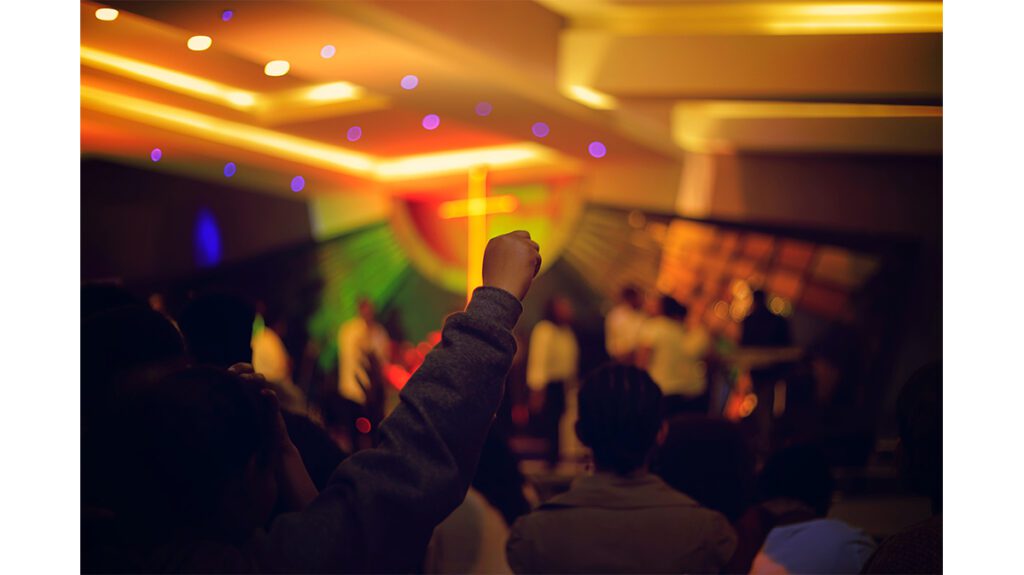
[258,287,522,572]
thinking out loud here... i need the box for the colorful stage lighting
[264,60,290,77]
[187,36,213,51]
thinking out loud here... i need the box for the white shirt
[337,317,390,404]
[638,317,711,397]
[527,320,579,390]
[605,305,647,360]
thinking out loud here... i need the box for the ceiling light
[187,36,213,51]
[95,8,118,21]
[264,60,290,77]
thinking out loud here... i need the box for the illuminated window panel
[767,270,804,301]
[812,247,881,288]
[742,233,775,261]
[776,240,817,272]
[799,283,850,319]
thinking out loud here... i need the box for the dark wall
[82,159,313,284]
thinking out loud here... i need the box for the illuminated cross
[437,165,519,301]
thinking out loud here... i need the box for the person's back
[508,472,735,573]
[507,364,736,573]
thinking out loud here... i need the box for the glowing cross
[437,166,519,301]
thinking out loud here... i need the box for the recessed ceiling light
[401,75,419,90]
[531,122,550,138]
[347,127,362,142]
[223,162,237,177]
[588,141,607,158]
[320,44,336,59]
[150,148,162,162]
[95,8,119,21]
[264,60,290,77]
[187,36,213,51]
[291,176,305,192]
[475,102,493,117]
[221,10,234,22]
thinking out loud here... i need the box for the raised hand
[482,230,542,301]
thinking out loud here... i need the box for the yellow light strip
[543,1,942,35]
[375,144,556,181]
[82,86,376,174]
[81,46,258,110]
[303,81,363,102]
[438,195,519,219]
[563,84,619,110]
[82,86,560,181]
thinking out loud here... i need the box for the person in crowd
[81,303,189,515]
[862,362,942,574]
[251,304,306,414]
[177,291,346,491]
[337,296,391,420]
[604,285,647,362]
[743,444,876,575]
[527,295,580,467]
[740,289,794,456]
[82,230,542,573]
[81,281,141,319]
[651,415,756,523]
[636,295,712,416]
[424,428,531,575]
[507,364,736,574]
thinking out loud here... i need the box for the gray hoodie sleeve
[254,287,522,573]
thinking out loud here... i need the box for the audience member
[527,296,580,467]
[743,444,876,575]
[178,292,258,368]
[740,289,794,457]
[507,364,736,574]
[651,415,756,522]
[637,295,711,415]
[337,297,391,417]
[604,285,646,362]
[862,361,942,574]
[82,230,541,572]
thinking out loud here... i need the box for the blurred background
[81,0,941,542]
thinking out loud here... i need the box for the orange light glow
[466,166,488,301]
[438,195,519,220]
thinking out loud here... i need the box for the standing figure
[741,289,793,456]
[637,295,712,416]
[527,296,579,468]
[604,285,647,363]
[338,297,391,422]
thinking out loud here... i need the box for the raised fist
[482,231,542,301]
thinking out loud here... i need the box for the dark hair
[652,415,755,521]
[620,285,641,308]
[897,362,942,512]
[81,282,142,319]
[576,364,663,475]
[472,427,531,526]
[661,295,688,320]
[752,289,768,305]
[108,367,275,534]
[757,444,834,517]
[177,292,256,368]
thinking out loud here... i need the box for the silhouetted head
[576,364,663,475]
[109,367,278,541]
[897,362,942,512]
[652,415,756,521]
[660,295,688,321]
[81,282,141,319]
[620,285,642,310]
[758,444,835,517]
[177,292,256,368]
[82,305,187,420]
[357,297,376,324]
[544,296,574,326]
[752,289,769,308]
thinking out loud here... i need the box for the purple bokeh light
[475,102,493,116]
[223,162,236,177]
[150,148,162,162]
[221,10,233,22]
[291,176,305,193]
[422,114,440,130]
[320,44,336,59]
[531,122,550,138]
[588,141,607,158]
[400,75,419,90]
[347,126,362,142]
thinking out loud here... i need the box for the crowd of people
[81,231,941,574]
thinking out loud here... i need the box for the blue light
[223,162,236,177]
[221,10,233,22]
[194,208,222,268]
[291,176,305,192]
[400,75,419,90]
